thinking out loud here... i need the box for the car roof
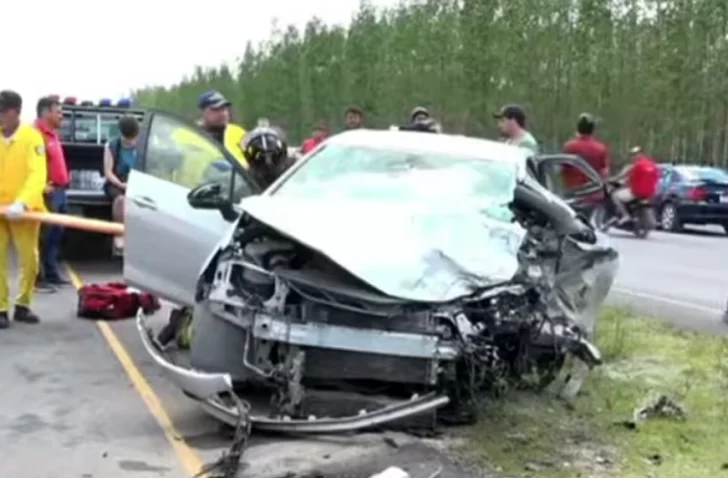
[662,163,722,169]
[326,129,531,166]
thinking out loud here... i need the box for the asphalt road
[0,269,186,478]
[606,225,728,334]
[0,262,473,478]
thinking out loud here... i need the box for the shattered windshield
[274,144,519,221]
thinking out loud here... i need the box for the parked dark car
[654,164,728,233]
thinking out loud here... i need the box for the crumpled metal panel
[545,231,619,334]
[239,164,527,303]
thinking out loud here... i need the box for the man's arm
[563,140,575,154]
[599,145,610,178]
[103,143,126,189]
[46,139,70,191]
[16,131,48,208]
[615,164,632,181]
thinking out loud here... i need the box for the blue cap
[117,98,132,107]
[198,91,231,110]
[99,98,112,107]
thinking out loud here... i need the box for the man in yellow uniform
[157,91,249,348]
[171,91,248,189]
[0,90,48,328]
[197,91,247,165]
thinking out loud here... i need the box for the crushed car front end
[135,132,619,433]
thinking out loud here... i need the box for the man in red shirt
[34,96,70,287]
[611,146,659,223]
[300,122,328,155]
[562,113,609,189]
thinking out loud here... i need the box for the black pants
[103,182,125,202]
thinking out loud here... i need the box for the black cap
[577,112,596,127]
[198,91,231,110]
[493,104,526,125]
[576,112,597,134]
[410,106,430,121]
[0,90,22,112]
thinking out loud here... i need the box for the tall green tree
[132,0,728,165]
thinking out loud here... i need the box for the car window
[60,110,144,144]
[676,166,728,183]
[538,158,600,198]
[144,114,256,203]
[273,144,519,220]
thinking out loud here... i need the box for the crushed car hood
[239,194,527,302]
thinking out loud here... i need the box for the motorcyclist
[610,146,659,225]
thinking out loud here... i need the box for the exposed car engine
[186,194,611,428]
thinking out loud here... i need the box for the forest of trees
[132,0,728,165]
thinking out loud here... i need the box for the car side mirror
[187,182,226,209]
[187,182,239,222]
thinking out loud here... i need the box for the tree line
[132,0,728,166]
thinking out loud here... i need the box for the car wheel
[659,202,682,232]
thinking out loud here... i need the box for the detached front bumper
[136,311,450,433]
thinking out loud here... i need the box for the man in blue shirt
[102,115,139,254]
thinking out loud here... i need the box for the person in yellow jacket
[155,91,248,348]
[0,90,48,328]
[169,91,248,189]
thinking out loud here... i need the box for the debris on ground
[620,393,687,430]
[459,308,728,478]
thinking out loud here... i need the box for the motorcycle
[591,179,656,238]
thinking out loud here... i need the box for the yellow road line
[65,264,208,477]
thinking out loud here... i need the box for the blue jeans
[41,188,67,281]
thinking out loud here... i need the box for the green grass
[459,308,728,478]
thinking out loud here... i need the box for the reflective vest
[170,123,247,188]
[223,123,248,169]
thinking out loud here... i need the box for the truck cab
[59,100,145,258]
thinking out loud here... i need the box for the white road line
[611,286,723,314]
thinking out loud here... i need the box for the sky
[5,0,395,121]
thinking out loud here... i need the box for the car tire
[659,202,682,232]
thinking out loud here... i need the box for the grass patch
[460,307,728,477]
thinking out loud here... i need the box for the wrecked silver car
[123,123,618,434]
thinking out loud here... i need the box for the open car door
[534,154,607,219]
[124,110,259,306]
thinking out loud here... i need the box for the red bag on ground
[77,282,161,320]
